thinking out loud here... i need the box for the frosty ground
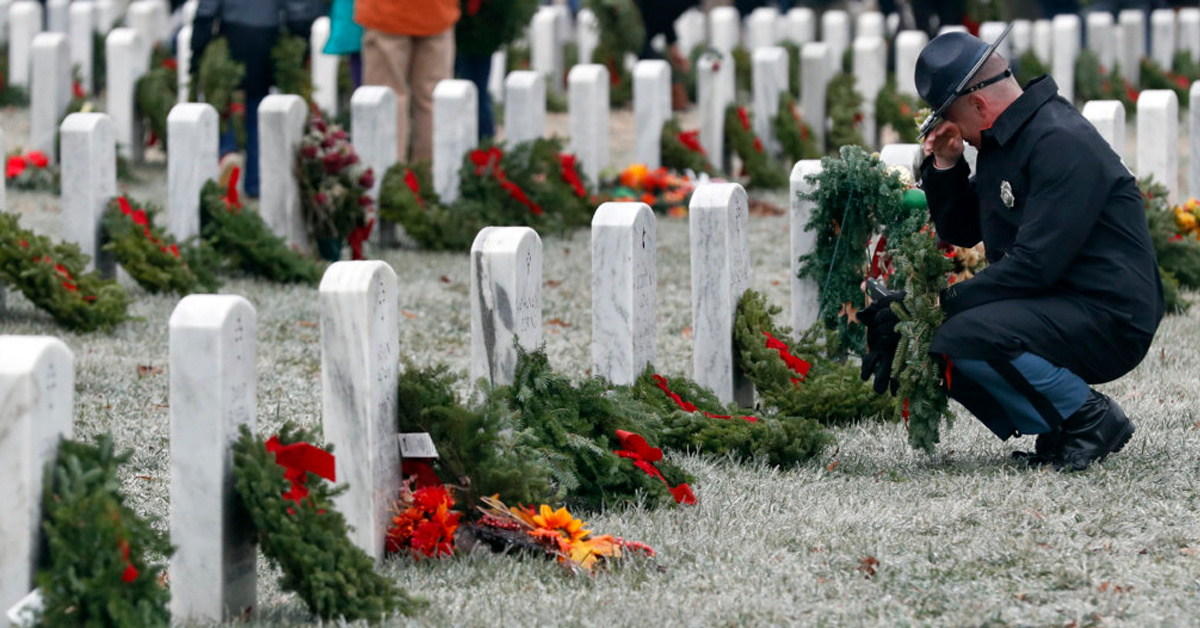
[4,106,1200,627]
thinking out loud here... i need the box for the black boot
[1011,430,1065,466]
[1055,390,1135,472]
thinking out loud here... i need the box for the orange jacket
[355,0,460,37]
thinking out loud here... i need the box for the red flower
[6,155,26,179]
[300,144,319,159]
[130,210,149,227]
[358,168,375,190]
[412,485,451,512]
[737,107,752,131]
[357,194,373,207]
[26,151,48,168]
[314,192,328,205]
[321,151,343,174]
[345,152,359,165]
[312,117,327,133]
[72,81,86,99]
[118,197,133,215]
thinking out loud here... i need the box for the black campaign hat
[915,24,1013,139]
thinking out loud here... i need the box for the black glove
[858,292,906,395]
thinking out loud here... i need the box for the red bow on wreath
[678,130,706,155]
[224,166,242,211]
[558,153,587,198]
[762,331,811,385]
[266,435,336,512]
[613,430,695,505]
[652,374,758,423]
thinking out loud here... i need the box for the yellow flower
[567,534,621,570]
[531,505,591,543]
[1176,210,1198,233]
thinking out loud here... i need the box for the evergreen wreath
[1141,176,1200,312]
[36,434,172,627]
[887,228,955,454]
[196,37,247,148]
[272,32,312,101]
[875,79,920,144]
[795,146,925,354]
[5,149,58,192]
[0,213,131,332]
[661,117,713,174]
[232,423,422,622]
[773,92,821,163]
[826,72,865,150]
[101,196,218,295]
[135,44,177,150]
[378,161,478,250]
[198,179,324,284]
[586,0,643,107]
[733,289,896,425]
[724,104,788,189]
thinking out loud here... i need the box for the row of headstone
[7,0,148,93]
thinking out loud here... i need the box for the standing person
[190,0,319,198]
[455,0,539,141]
[325,0,364,88]
[356,0,460,163]
[633,0,700,110]
[860,29,1163,471]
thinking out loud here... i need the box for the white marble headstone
[126,0,163,48]
[531,7,563,93]
[258,94,309,251]
[432,79,477,203]
[470,227,543,386]
[979,21,1011,61]
[577,8,599,63]
[790,160,822,333]
[311,16,339,117]
[69,1,95,95]
[785,7,815,44]
[504,71,546,147]
[0,336,73,626]
[673,8,705,56]
[752,47,787,157]
[1052,14,1080,103]
[8,1,43,88]
[821,10,850,74]
[853,36,887,149]
[176,24,191,102]
[1086,11,1115,71]
[320,261,401,562]
[1180,9,1200,64]
[1118,9,1145,88]
[1138,90,1179,203]
[697,53,725,172]
[60,112,117,276]
[167,103,218,241]
[168,296,257,623]
[800,42,831,150]
[689,183,752,406]
[488,50,506,105]
[568,64,609,190]
[879,143,924,180]
[1032,19,1052,65]
[895,30,928,98]
[1081,100,1126,162]
[592,202,656,386]
[350,85,397,203]
[1010,19,1032,57]
[634,59,671,169]
[30,33,71,163]
[93,0,121,34]
[710,6,740,99]
[106,28,149,161]
[1192,81,1200,199]
[857,11,885,40]
[1150,8,1175,70]
[46,0,68,33]
[747,6,780,51]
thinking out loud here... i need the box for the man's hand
[859,292,906,395]
[668,44,691,74]
[923,120,965,170]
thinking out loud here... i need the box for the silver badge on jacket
[1000,180,1015,208]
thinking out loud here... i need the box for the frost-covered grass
[3,108,1200,627]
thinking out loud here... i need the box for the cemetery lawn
[4,190,1200,626]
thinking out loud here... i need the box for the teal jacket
[324,0,362,55]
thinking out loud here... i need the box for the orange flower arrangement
[612,164,696,217]
[1174,198,1200,239]
[479,496,654,571]
[386,483,460,559]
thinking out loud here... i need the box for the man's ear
[968,92,988,115]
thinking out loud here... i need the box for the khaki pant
[362,26,455,164]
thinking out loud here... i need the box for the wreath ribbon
[265,435,336,505]
[651,374,758,423]
[762,331,811,385]
[613,430,695,505]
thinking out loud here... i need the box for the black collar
[982,75,1059,147]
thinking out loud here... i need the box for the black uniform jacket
[920,76,1164,384]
